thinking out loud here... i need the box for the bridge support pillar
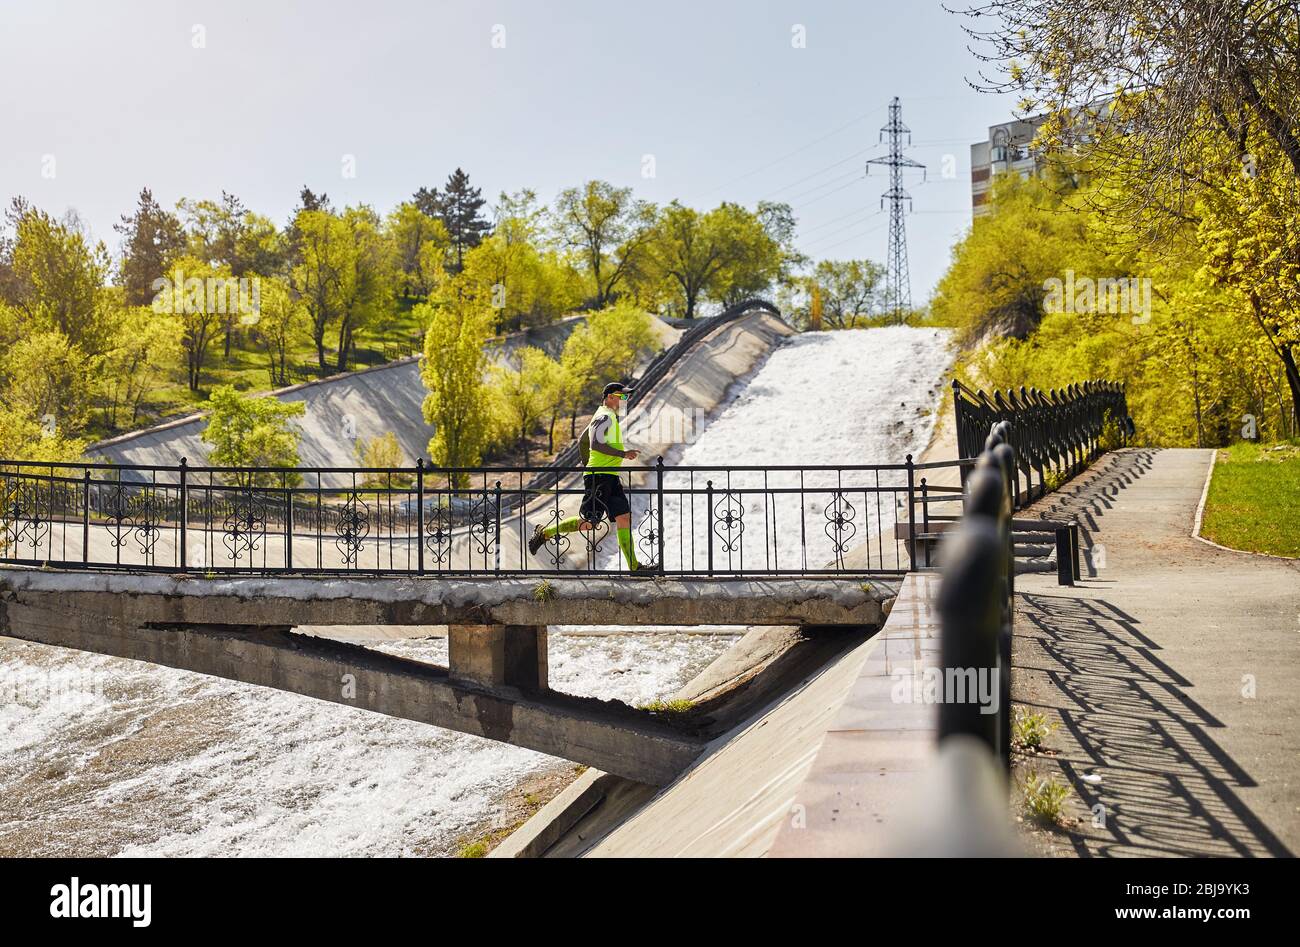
[448,624,548,692]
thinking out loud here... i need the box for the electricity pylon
[866,97,925,323]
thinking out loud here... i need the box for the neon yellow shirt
[584,405,625,472]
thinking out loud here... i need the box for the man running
[529,382,653,572]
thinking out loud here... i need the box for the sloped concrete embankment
[88,315,682,480]
[494,572,969,858]
[492,620,879,857]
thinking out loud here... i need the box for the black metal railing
[0,454,961,577]
[953,379,1134,508]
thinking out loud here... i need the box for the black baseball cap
[603,382,634,396]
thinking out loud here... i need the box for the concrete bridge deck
[0,569,896,628]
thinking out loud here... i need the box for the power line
[779,167,865,204]
[807,217,890,255]
[797,203,883,237]
[801,208,885,248]
[700,103,886,197]
[759,147,874,200]
[792,176,866,210]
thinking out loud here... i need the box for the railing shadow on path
[1017,591,1291,857]
[1025,448,1159,577]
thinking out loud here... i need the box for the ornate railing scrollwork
[468,492,498,558]
[334,492,371,566]
[423,500,452,565]
[712,491,744,553]
[223,490,268,564]
[823,491,857,567]
[636,507,660,567]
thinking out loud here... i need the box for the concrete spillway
[0,323,952,856]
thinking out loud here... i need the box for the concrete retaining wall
[495,574,958,857]
[88,315,682,480]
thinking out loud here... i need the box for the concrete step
[1012,529,1060,541]
[1014,543,1054,557]
[1014,556,1056,574]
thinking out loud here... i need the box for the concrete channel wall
[87,314,681,478]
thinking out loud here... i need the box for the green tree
[418,169,491,273]
[492,346,558,464]
[235,212,286,281]
[955,0,1300,425]
[290,208,350,371]
[155,254,229,391]
[385,201,449,300]
[798,259,886,329]
[249,277,304,387]
[461,191,583,331]
[552,181,656,307]
[756,200,808,286]
[289,206,395,373]
[100,304,184,429]
[711,202,785,308]
[2,198,113,354]
[945,171,1296,447]
[417,283,496,481]
[355,431,412,487]
[931,173,1108,343]
[334,205,395,372]
[180,191,256,357]
[640,202,726,319]
[641,201,781,317]
[1,329,98,438]
[201,385,305,487]
[115,188,186,306]
[558,302,657,434]
[0,405,85,465]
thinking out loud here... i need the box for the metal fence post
[82,468,91,564]
[1069,521,1081,581]
[416,458,425,575]
[905,454,917,571]
[920,477,930,568]
[494,480,502,574]
[655,456,665,570]
[1054,526,1074,586]
[178,457,188,571]
[706,479,714,576]
[284,475,294,571]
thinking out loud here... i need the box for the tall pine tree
[115,188,186,306]
[414,170,489,272]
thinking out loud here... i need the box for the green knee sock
[617,526,640,570]
[542,516,581,540]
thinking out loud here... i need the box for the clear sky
[1,0,1017,302]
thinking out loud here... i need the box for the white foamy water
[580,326,952,573]
[0,325,951,857]
[662,327,951,571]
[0,633,732,857]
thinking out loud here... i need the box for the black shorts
[579,473,630,523]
